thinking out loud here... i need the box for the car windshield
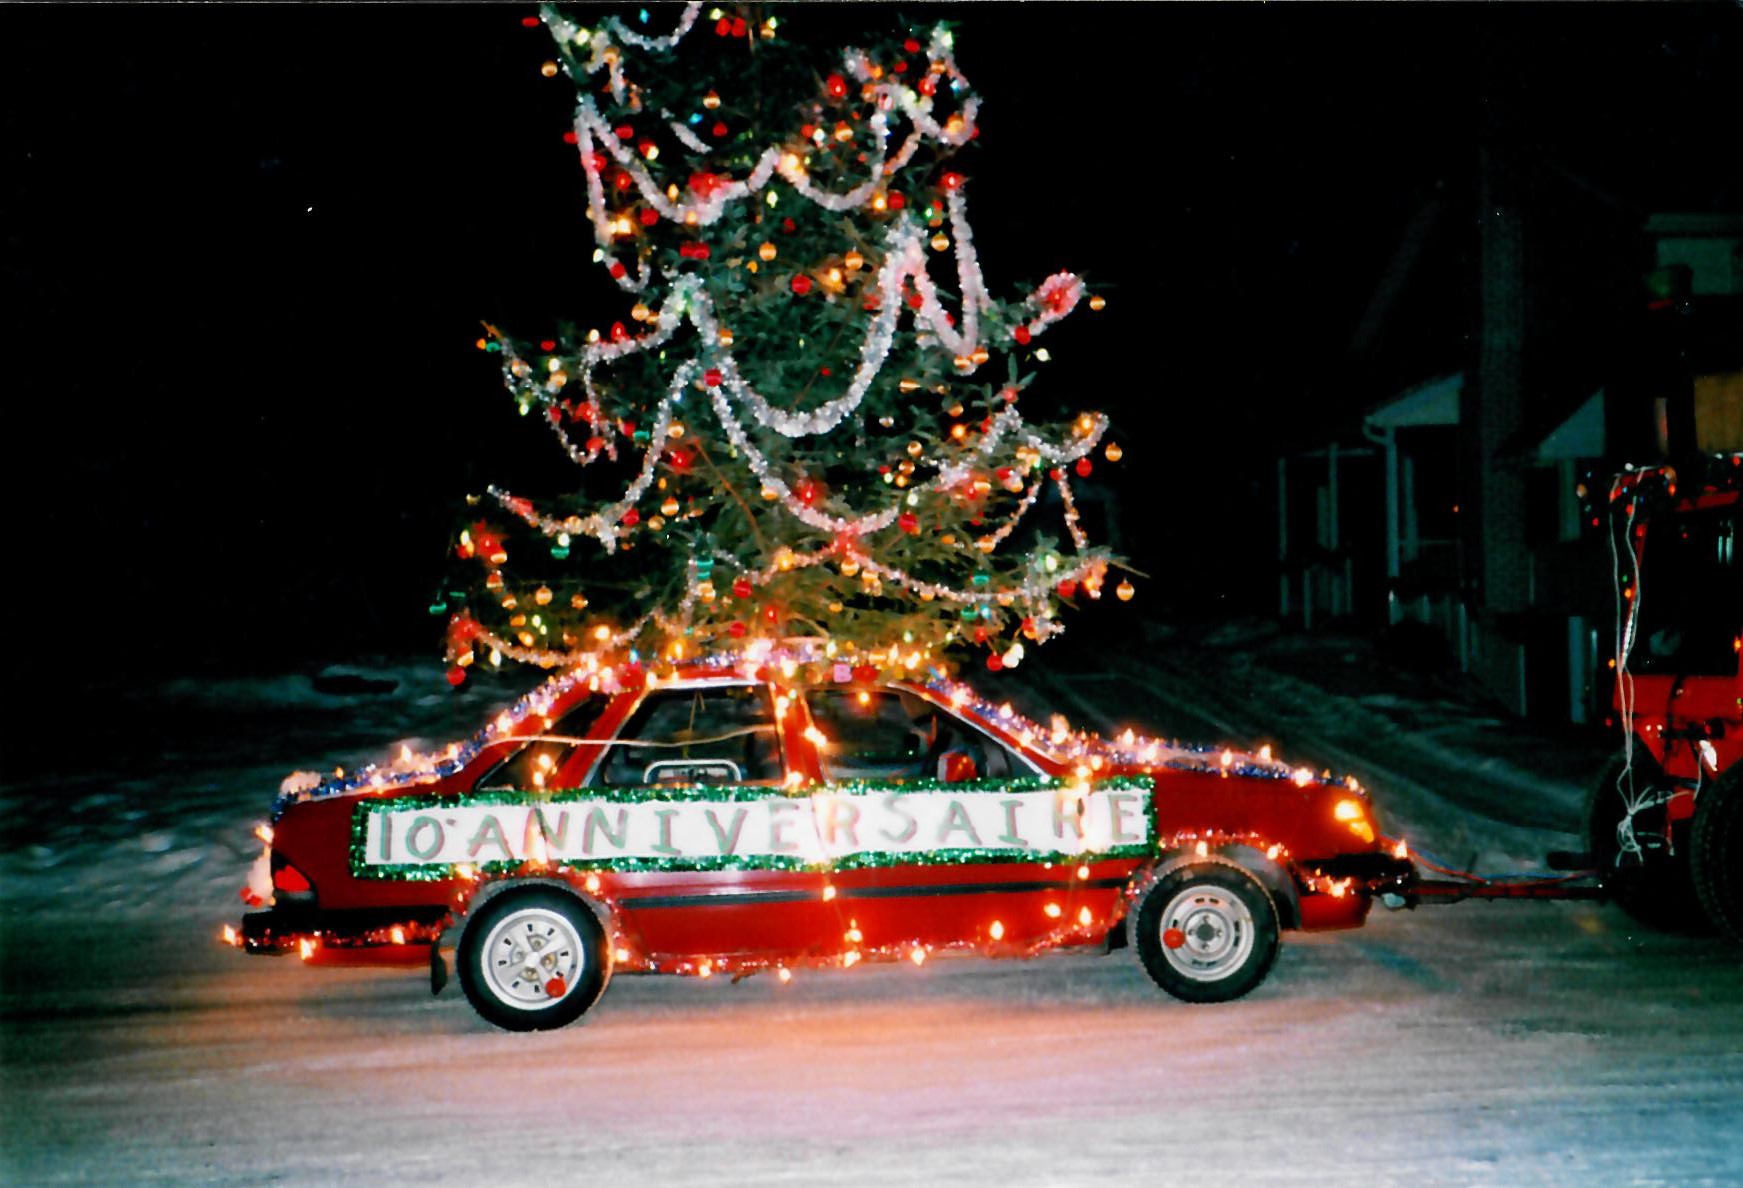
[1632,504,1741,676]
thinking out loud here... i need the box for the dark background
[5,3,1739,703]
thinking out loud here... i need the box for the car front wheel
[1135,861,1279,1003]
[457,885,610,1031]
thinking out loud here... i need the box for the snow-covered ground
[3,631,1740,1186]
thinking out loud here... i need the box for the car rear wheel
[1135,861,1279,1003]
[457,886,610,1031]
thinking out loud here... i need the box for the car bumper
[234,903,449,965]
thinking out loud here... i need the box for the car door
[590,681,832,960]
[801,686,1086,953]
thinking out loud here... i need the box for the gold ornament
[1105,442,1123,463]
[1116,580,1135,602]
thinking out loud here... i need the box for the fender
[1124,845,1298,930]
[452,873,627,960]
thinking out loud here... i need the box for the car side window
[596,685,783,787]
[806,689,1022,782]
[473,694,609,791]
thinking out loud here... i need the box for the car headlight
[1333,798,1375,844]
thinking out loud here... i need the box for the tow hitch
[1374,838,1608,909]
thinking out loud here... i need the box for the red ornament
[1013,325,1031,345]
[898,511,919,534]
[825,73,848,99]
[446,666,467,687]
[887,192,906,210]
[796,479,821,506]
[763,606,779,624]
[588,152,610,173]
[986,654,1004,672]
[610,322,629,342]
[731,16,746,37]
[667,448,693,474]
[562,131,578,146]
[622,509,641,527]
[973,626,988,643]
[791,275,813,296]
[1049,467,1064,481]
[639,207,658,227]
[729,621,747,638]
[521,16,541,27]
[704,367,723,387]
[893,61,908,74]
[688,171,724,199]
[715,16,731,35]
[907,291,924,310]
[539,339,556,352]
[613,172,632,191]
[781,217,797,233]
[732,578,753,599]
[1057,580,1078,599]
[712,121,728,138]
[614,125,634,140]
[1075,457,1093,478]
[941,172,964,191]
[918,77,937,98]
[904,38,921,53]
[608,262,627,279]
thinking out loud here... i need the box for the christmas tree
[443,3,1127,686]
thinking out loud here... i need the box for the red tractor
[1585,455,1742,940]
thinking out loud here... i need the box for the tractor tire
[1690,765,1743,944]
[1586,749,1708,933]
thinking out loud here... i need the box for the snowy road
[4,653,1741,1186]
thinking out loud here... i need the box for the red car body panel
[244,668,1399,972]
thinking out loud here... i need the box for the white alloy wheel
[480,905,586,1009]
[1134,860,1279,1003]
[1155,882,1256,983]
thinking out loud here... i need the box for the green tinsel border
[348,776,1153,881]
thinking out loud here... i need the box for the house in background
[1277,211,1741,725]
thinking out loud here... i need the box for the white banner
[360,786,1152,868]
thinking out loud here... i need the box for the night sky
[6,3,1740,695]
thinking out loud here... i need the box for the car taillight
[272,858,312,895]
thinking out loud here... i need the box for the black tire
[1135,860,1279,1004]
[457,885,610,1031]
[1586,749,1708,933]
[1690,765,1743,944]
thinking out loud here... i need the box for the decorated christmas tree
[443,3,1128,686]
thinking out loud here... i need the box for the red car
[233,663,1411,1030]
